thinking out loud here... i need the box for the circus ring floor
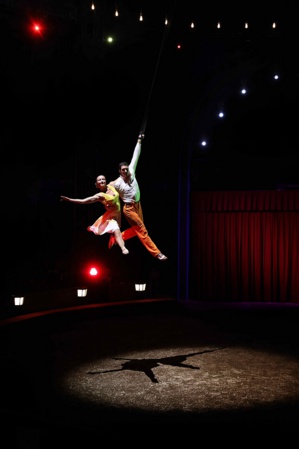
[1,298,299,446]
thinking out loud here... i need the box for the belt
[124,201,139,205]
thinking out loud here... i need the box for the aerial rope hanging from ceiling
[139,0,178,135]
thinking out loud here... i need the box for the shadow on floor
[1,298,299,446]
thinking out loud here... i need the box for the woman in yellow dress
[61,174,130,254]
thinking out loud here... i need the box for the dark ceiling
[1,1,298,178]
[1,0,299,291]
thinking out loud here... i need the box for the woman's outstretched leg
[113,229,129,254]
[108,227,137,249]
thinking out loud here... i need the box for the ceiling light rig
[23,5,288,154]
[99,8,286,151]
[107,8,279,33]
[197,69,284,154]
[104,10,281,55]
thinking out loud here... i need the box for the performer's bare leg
[109,227,137,250]
[114,229,129,254]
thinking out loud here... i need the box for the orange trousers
[123,202,161,258]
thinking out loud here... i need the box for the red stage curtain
[190,190,299,303]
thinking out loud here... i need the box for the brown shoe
[156,253,168,261]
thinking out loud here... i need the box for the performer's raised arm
[111,132,168,261]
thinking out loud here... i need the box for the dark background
[1,0,299,299]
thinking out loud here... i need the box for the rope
[139,1,178,135]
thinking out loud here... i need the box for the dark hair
[118,161,129,170]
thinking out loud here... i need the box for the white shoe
[156,253,168,261]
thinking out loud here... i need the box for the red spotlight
[82,261,111,284]
[86,263,108,279]
[89,267,98,277]
[30,20,44,37]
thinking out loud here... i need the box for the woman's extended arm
[60,193,102,204]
